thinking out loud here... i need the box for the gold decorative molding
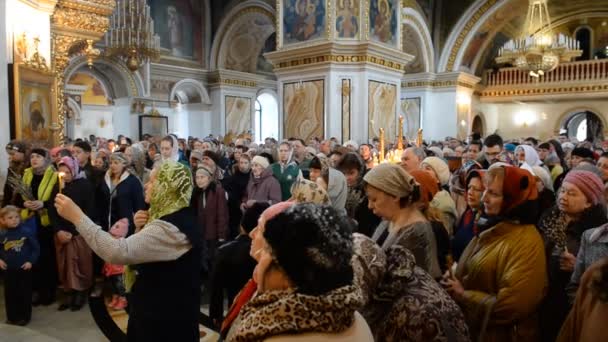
[208,76,257,88]
[480,84,608,98]
[445,0,498,72]
[52,7,110,34]
[402,80,475,89]
[274,54,406,72]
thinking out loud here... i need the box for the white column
[0,1,10,197]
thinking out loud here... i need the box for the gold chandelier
[104,0,160,71]
[495,0,582,77]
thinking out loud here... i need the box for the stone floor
[0,283,220,342]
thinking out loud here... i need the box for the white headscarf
[162,135,180,162]
[516,145,542,167]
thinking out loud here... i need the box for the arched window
[254,93,279,142]
[575,27,592,61]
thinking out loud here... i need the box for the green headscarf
[148,160,193,222]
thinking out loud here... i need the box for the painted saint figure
[336,0,359,38]
[294,0,318,41]
[167,5,183,56]
[373,0,392,43]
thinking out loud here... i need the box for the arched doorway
[562,111,604,142]
[472,114,484,137]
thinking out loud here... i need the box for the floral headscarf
[148,160,193,222]
[290,178,330,205]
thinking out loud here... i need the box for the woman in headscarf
[54,160,201,342]
[98,153,146,237]
[288,177,330,205]
[537,170,607,342]
[532,165,555,216]
[421,156,459,236]
[442,166,547,342]
[310,155,348,213]
[224,154,252,239]
[242,155,281,211]
[352,234,470,342]
[159,135,180,163]
[48,156,94,311]
[227,204,373,341]
[515,144,543,167]
[17,148,58,305]
[452,169,485,261]
[336,152,381,237]
[364,163,441,278]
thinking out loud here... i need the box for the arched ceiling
[444,0,608,75]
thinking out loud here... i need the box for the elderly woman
[532,165,555,216]
[420,156,458,235]
[309,156,348,213]
[537,170,607,342]
[289,177,330,204]
[515,144,543,167]
[364,163,441,279]
[442,166,547,341]
[49,156,94,311]
[227,203,373,341]
[353,234,470,341]
[125,144,150,184]
[54,161,201,342]
[566,223,608,302]
[242,155,281,211]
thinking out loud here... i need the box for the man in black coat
[208,202,269,329]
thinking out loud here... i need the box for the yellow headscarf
[148,160,193,222]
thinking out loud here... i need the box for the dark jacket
[48,178,94,236]
[244,168,281,206]
[98,172,146,236]
[222,169,251,239]
[127,208,201,342]
[209,234,256,326]
[0,224,40,270]
[191,182,229,241]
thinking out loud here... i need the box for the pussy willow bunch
[6,169,34,201]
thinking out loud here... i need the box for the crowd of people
[0,131,607,342]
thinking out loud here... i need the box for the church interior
[1,0,608,341]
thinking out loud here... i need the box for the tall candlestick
[397,115,404,150]
[379,128,385,163]
[416,128,423,148]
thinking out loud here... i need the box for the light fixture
[495,0,582,78]
[460,120,467,127]
[105,0,160,71]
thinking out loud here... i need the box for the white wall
[477,100,608,141]
[74,105,115,139]
[0,1,9,197]
[186,103,213,139]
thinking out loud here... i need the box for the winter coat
[98,171,146,236]
[243,168,281,206]
[48,178,94,236]
[455,221,547,342]
[191,182,229,241]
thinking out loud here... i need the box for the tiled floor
[0,284,220,342]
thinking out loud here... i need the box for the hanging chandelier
[495,0,582,77]
[104,0,160,71]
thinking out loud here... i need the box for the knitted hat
[109,152,129,166]
[409,169,438,207]
[240,202,270,234]
[195,165,215,180]
[202,150,220,165]
[427,146,444,159]
[421,156,450,186]
[57,156,84,180]
[260,201,295,223]
[6,141,27,154]
[73,140,92,153]
[504,143,516,153]
[363,163,416,198]
[572,147,594,160]
[251,155,270,169]
[263,203,354,295]
[563,170,604,205]
[190,150,203,162]
[30,147,48,159]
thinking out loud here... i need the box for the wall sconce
[515,110,536,127]
[84,39,100,68]
[456,93,471,106]
[460,119,467,127]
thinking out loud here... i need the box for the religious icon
[373,0,392,43]
[336,0,359,38]
[294,0,318,41]
[284,0,326,44]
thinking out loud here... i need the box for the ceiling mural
[402,24,426,73]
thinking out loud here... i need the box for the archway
[472,114,485,137]
[562,111,604,142]
[255,92,279,142]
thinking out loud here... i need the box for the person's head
[145,161,193,221]
[238,154,252,173]
[466,170,485,210]
[278,142,292,163]
[363,163,420,221]
[400,147,426,172]
[319,139,332,155]
[558,170,604,217]
[109,153,129,178]
[260,204,354,294]
[524,137,538,147]
[570,147,595,168]
[93,152,109,170]
[328,150,344,167]
[201,150,219,170]
[251,155,270,178]
[290,178,330,204]
[201,141,217,153]
[420,156,450,186]
[308,156,323,182]
[192,140,203,151]
[468,140,482,161]
[6,141,27,164]
[107,139,116,152]
[483,134,504,164]
[195,165,214,190]
[30,148,49,170]
[240,202,270,236]
[0,205,21,229]
[337,152,364,187]
[538,142,551,161]
[189,150,203,169]
[532,165,554,194]
[250,202,295,261]
[160,136,175,160]
[558,134,569,144]
[148,143,159,158]
[291,139,306,158]
[233,145,248,162]
[597,152,608,182]
[482,166,537,218]
[57,156,80,184]
[409,169,439,211]
[359,144,372,161]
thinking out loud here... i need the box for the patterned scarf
[290,178,330,204]
[538,206,569,249]
[229,285,362,341]
[148,160,193,222]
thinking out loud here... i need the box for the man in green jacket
[271,142,302,201]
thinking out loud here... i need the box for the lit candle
[58,172,65,194]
